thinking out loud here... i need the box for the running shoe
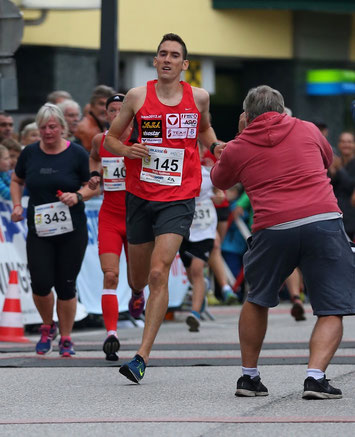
[186,312,200,332]
[35,322,58,355]
[223,290,239,305]
[291,301,306,321]
[103,334,120,361]
[59,338,76,357]
[302,376,342,400]
[128,291,145,318]
[235,375,269,397]
[119,354,146,383]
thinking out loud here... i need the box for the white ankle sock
[307,368,325,380]
[222,285,233,293]
[242,366,259,378]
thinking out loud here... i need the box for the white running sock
[307,368,325,380]
[222,285,233,293]
[242,366,259,378]
[107,330,117,337]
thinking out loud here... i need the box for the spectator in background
[0,112,14,142]
[2,138,22,170]
[75,85,116,152]
[329,131,355,240]
[312,118,329,139]
[18,117,35,141]
[0,145,11,200]
[47,90,73,104]
[21,122,41,147]
[57,99,82,143]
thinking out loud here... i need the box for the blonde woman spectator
[21,122,40,147]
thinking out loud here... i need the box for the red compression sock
[101,292,119,332]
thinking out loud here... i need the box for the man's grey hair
[243,85,285,122]
[90,85,116,105]
[57,99,82,118]
[47,90,72,104]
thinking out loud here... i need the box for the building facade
[11,0,355,145]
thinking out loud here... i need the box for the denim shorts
[243,218,355,316]
[126,192,195,244]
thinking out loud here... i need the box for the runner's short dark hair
[157,33,188,60]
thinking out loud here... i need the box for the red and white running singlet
[125,80,202,201]
[99,132,126,215]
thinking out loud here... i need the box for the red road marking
[1,353,355,361]
[0,416,355,425]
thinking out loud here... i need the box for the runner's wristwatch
[76,192,84,203]
[210,142,220,156]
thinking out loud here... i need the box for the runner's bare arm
[89,133,103,190]
[104,88,150,159]
[193,87,225,159]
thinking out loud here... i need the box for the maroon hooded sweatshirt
[210,112,341,232]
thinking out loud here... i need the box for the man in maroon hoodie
[211,85,355,400]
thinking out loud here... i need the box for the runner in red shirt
[105,33,221,383]
[88,94,144,361]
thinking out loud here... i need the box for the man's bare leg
[127,241,154,291]
[135,233,183,364]
[188,258,206,313]
[308,315,343,371]
[239,301,268,368]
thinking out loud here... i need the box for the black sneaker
[103,334,120,362]
[186,313,200,332]
[302,376,342,399]
[235,375,269,397]
[291,302,306,321]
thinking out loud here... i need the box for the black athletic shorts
[179,238,214,269]
[126,192,195,244]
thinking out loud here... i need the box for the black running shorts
[126,192,195,244]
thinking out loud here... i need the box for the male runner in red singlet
[104,33,222,383]
[89,94,144,362]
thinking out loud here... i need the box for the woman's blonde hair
[35,103,68,132]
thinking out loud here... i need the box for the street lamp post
[99,0,118,91]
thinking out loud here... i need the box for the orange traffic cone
[0,271,30,343]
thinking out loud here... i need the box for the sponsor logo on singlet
[166,113,198,139]
[167,128,188,139]
[166,114,180,127]
[187,128,197,138]
[141,119,163,144]
[181,113,198,127]
[141,114,162,119]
